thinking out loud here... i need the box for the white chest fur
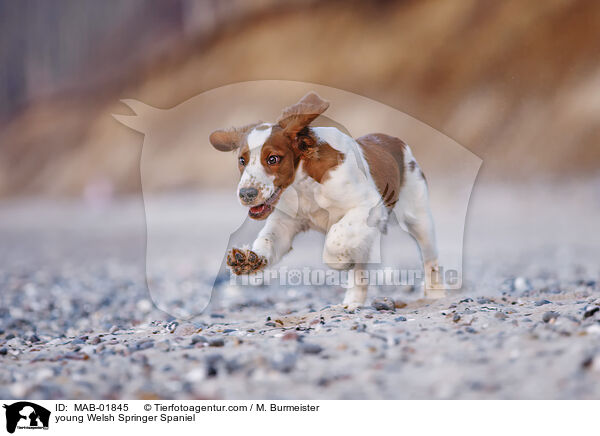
[287,128,384,233]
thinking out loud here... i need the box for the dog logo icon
[114,81,481,317]
[2,402,50,434]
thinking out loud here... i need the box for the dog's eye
[267,155,281,165]
[239,157,246,166]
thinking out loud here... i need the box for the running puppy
[209,92,443,309]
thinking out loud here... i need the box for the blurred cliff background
[0,0,599,198]
[2,0,600,401]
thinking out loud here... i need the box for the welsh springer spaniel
[210,92,442,310]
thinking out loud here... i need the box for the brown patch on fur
[297,127,344,183]
[302,142,344,183]
[218,93,342,196]
[243,123,343,186]
[259,125,300,189]
[357,133,406,209]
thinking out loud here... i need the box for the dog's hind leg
[396,161,445,298]
[405,211,444,298]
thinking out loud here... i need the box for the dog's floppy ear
[277,92,329,138]
[209,123,260,152]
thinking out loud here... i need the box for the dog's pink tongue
[250,204,266,214]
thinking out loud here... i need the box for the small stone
[452,314,461,323]
[282,332,299,341]
[587,324,600,334]
[350,323,367,332]
[372,297,395,311]
[135,339,154,351]
[88,336,102,345]
[167,321,179,333]
[477,297,491,304]
[31,352,49,362]
[394,300,407,309]
[186,368,206,382]
[581,355,594,369]
[494,312,508,320]
[205,354,224,377]
[535,299,551,306]
[175,323,198,336]
[225,358,243,374]
[63,351,89,361]
[581,353,600,372]
[583,306,600,319]
[136,299,153,313]
[0,347,7,356]
[271,352,297,373]
[514,277,531,293]
[80,345,96,355]
[265,322,277,327]
[542,311,560,323]
[109,325,119,334]
[299,343,322,355]
[191,335,209,345]
[394,316,407,322]
[28,334,41,343]
[209,338,225,347]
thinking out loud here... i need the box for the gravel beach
[1,182,599,399]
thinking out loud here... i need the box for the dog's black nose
[239,187,258,203]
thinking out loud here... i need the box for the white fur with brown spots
[210,92,442,309]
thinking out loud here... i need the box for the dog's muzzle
[239,187,258,204]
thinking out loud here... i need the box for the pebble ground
[1,183,599,399]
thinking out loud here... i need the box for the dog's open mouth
[248,188,282,220]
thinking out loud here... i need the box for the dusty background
[1,0,599,196]
[0,0,599,400]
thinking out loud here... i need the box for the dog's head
[209,92,330,220]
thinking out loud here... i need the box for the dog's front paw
[226,248,267,275]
